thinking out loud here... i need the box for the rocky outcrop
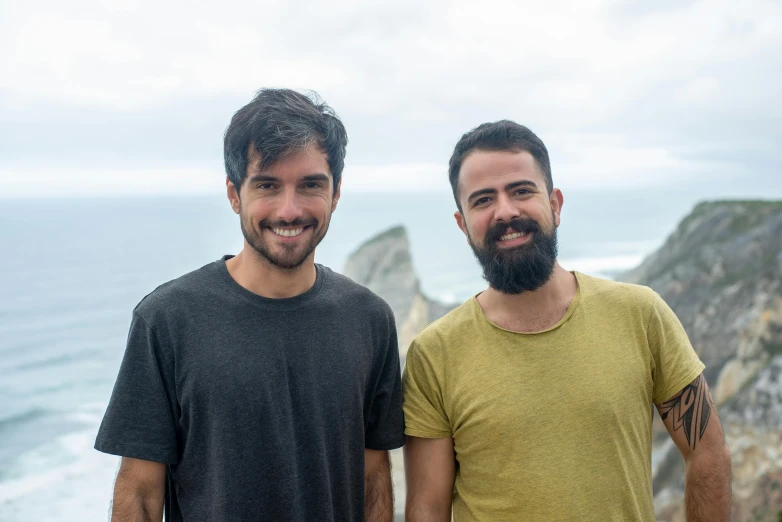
[343,226,456,356]
[621,200,782,521]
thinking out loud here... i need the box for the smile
[499,231,528,241]
[270,226,308,238]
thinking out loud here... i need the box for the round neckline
[216,255,326,311]
[471,271,583,335]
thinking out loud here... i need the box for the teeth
[272,227,305,237]
[500,231,527,241]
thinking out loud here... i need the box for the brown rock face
[342,225,456,357]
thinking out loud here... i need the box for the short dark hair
[448,120,552,210]
[224,88,348,193]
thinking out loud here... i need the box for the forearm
[365,456,394,522]
[111,479,164,522]
[684,447,732,522]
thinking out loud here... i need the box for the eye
[474,197,491,207]
[303,181,323,189]
[256,183,276,190]
[515,188,530,196]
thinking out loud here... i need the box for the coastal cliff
[343,225,455,357]
[622,200,782,521]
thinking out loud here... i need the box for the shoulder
[133,259,222,322]
[320,265,395,320]
[576,271,659,316]
[408,298,476,358]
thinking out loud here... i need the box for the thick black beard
[240,215,328,270]
[469,217,558,294]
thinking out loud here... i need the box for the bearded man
[402,120,731,522]
[95,89,404,522]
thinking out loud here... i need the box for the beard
[469,216,558,294]
[240,212,330,270]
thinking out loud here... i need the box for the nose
[494,193,520,223]
[276,188,302,223]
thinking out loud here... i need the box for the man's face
[228,143,339,270]
[454,150,563,294]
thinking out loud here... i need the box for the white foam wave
[560,254,645,276]
[0,426,118,522]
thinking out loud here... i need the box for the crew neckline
[215,255,326,311]
[471,271,584,335]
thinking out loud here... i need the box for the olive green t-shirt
[403,272,704,521]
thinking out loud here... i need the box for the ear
[331,178,342,213]
[550,188,564,228]
[454,210,470,244]
[227,178,240,214]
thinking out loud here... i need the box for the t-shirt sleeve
[364,311,406,451]
[94,312,179,464]
[403,338,451,438]
[647,292,706,404]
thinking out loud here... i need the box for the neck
[225,244,317,299]
[477,263,577,329]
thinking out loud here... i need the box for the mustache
[485,218,541,243]
[260,218,317,228]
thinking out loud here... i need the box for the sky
[1,0,781,198]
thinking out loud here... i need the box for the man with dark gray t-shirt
[95,89,405,521]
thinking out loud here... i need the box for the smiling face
[228,143,340,270]
[455,149,563,293]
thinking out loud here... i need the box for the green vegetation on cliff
[676,199,782,236]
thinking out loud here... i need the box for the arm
[404,436,455,522]
[110,457,166,522]
[656,373,731,521]
[365,448,394,522]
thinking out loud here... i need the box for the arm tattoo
[659,374,714,451]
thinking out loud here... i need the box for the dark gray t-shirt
[95,257,405,521]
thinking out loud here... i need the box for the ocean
[0,189,692,520]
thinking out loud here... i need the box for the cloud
[3,0,780,113]
[674,77,721,105]
[0,0,780,196]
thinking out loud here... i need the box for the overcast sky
[1,0,780,198]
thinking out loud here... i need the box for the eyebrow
[301,173,331,183]
[247,173,331,184]
[467,179,538,204]
[248,174,279,184]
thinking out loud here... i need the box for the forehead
[458,149,543,194]
[246,143,331,178]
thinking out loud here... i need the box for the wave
[6,349,101,374]
[0,407,51,434]
[559,254,645,276]
[0,427,117,515]
[0,306,126,342]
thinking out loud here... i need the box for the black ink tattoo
[659,374,714,451]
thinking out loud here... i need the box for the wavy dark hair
[224,88,348,193]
